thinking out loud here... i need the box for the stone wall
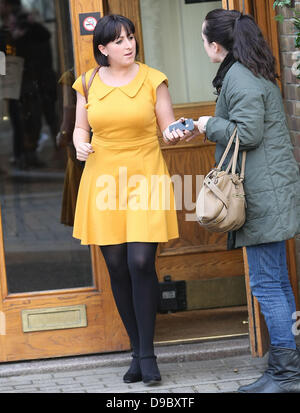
[277,1,300,296]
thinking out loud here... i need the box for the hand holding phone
[168,118,194,133]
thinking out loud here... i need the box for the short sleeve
[72,68,98,97]
[148,68,168,104]
[72,74,85,96]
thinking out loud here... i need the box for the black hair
[203,9,278,83]
[93,14,139,67]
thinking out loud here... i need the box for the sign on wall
[79,12,101,35]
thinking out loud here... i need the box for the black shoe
[238,371,272,393]
[123,354,142,384]
[238,346,300,393]
[238,352,276,393]
[140,355,161,385]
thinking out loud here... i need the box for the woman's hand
[181,116,212,142]
[163,118,190,145]
[75,142,94,161]
[163,125,181,145]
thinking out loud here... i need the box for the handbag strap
[218,127,247,180]
[225,150,247,180]
[230,131,240,175]
[217,128,237,170]
[240,151,247,181]
[81,66,100,101]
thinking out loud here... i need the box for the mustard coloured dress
[72,62,179,245]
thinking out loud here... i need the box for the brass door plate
[22,305,87,333]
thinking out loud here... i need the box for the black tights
[100,242,160,358]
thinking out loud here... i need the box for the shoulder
[223,62,264,93]
[72,67,99,96]
[142,63,168,88]
[82,67,99,84]
[220,62,269,107]
[137,63,168,103]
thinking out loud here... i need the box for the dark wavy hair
[93,14,139,67]
[203,9,278,83]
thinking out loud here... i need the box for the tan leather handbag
[196,128,247,233]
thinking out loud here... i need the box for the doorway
[0,0,298,362]
[136,0,249,345]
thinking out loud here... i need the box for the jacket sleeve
[206,87,265,150]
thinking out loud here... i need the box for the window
[140,0,222,104]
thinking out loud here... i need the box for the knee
[249,278,270,298]
[128,255,156,279]
[128,255,148,275]
[250,277,284,302]
[104,256,128,281]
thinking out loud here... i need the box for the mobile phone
[169,118,194,132]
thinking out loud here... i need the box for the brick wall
[277,1,300,298]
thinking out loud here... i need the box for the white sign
[83,16,97,32]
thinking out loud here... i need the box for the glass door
[0,0,93,293]
[0,0,128,362]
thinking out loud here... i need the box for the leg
[100,243,141,382]
[279,241,296,318]
[238,241,300,393]
[246,241,296,349]
[127,242,161,384]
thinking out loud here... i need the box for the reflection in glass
[140,0,222,104]
[0,0,93,293]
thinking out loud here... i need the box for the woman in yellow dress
[72,14,184,385]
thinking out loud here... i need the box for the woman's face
[99,25,136,67]
[201,21,223,63]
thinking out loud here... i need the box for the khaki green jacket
[206,62,300,247]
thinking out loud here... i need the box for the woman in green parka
[185,9,300,393]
